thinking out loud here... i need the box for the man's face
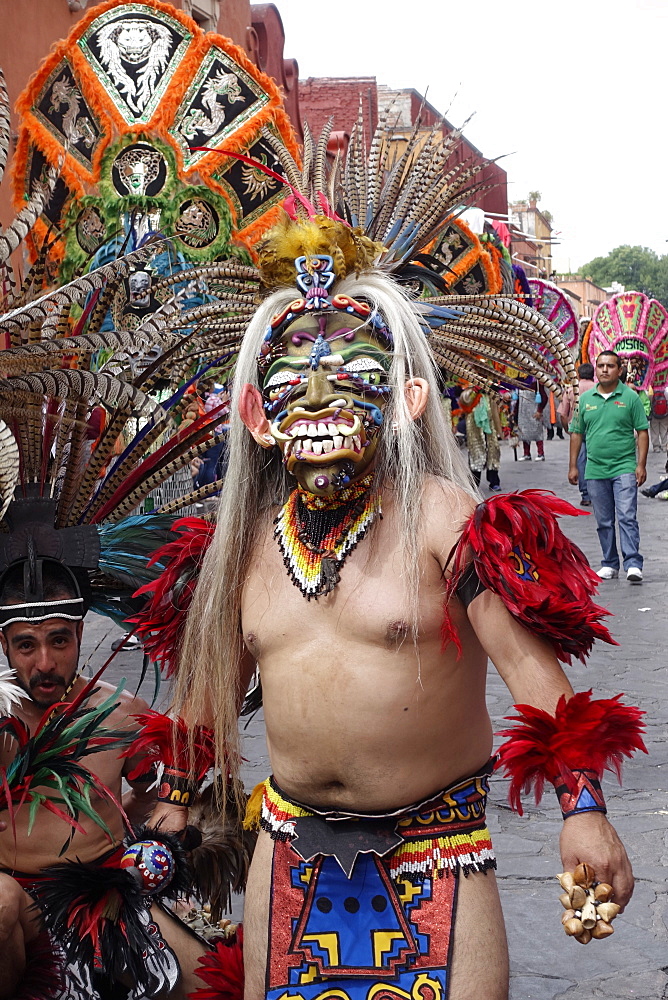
[0,618,82,709]
[596,355,621,390]
[261,313,391,495]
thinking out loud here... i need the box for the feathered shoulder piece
[443,489,616,664]
[496,690,647,814]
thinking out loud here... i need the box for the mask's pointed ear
[404,377,429,420]
[238,384,274,448]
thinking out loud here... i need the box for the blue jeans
[577,442,588,499]
[586,474,642,571]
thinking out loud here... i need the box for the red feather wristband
[495,690,647,816]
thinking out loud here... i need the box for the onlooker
[641,457,668,498]
[568,351,649,583]
[544,391,564,440]
[559,362,595,506]
[461,389,502,491]
[650,385,668,452]
[516,384,547,461]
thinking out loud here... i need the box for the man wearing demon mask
[132,126,646,1000]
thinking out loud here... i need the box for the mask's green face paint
[261,313,392,495]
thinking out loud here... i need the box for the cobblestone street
[71,436,668,999]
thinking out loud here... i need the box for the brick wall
[298,77,378,140]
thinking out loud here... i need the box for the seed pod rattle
[557,864,620,944]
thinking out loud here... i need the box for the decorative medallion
[112,143,168,197]
[77,4,193,125]
[175,197,220,248]
[75,205,107,254]
[32,59,105,172]
[169,46,271,169]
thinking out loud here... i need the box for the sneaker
[626,567,643,583]
[596,567,619,580]
[489,484,502,492]
[517,455,532,462]
[580,498,591,506]
[657,491,668,500]
[111,635,143,651]
[535,455,545,462]
[640,489,656,498]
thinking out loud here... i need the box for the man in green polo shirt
[568,351,649,582]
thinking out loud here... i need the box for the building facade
[509,197,554,279]
[298,79,508,218]
[555,276,611,320]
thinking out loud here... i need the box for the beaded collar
[274,475,382,599]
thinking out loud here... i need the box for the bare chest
[241,514,452,661]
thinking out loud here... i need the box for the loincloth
[262,761,496,1000]
[2,847,179,1000]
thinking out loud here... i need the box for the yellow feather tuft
[242,779,268,831]
[257,214,385,289]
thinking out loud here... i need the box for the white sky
[277,0,668,272]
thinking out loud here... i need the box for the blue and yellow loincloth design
[261,762,496,1000]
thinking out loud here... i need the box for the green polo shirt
[569,382,648,479]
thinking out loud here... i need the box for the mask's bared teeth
[303,438,312,452]
[323,440,334,453]
[333,435,343,449]
[271,421,292,442]
[312,441,323,455]
[308,423,318,437]
[353,435,361,451]
[328,423,338,435]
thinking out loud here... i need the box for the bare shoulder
[420,477,479,567]
[87,679,150,730]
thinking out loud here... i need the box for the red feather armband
[495,691,647,817]
[123,711,215,807]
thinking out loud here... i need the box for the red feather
[127,517,216,676]
[443,489,617,664]
[188,929,244,1000]
[496,690,647,814]
[123,711,215,782]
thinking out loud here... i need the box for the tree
[579,245,668,308]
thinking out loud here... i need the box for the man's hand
[568,465,579,485]
[635,464,647,487]
[560,812,634,910]
[145,801,188,834]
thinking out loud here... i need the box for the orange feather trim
[482,243,504,294]
[581,321,592,365]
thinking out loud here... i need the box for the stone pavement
[49,436,668,999]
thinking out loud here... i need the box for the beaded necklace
[274,475,382,599]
